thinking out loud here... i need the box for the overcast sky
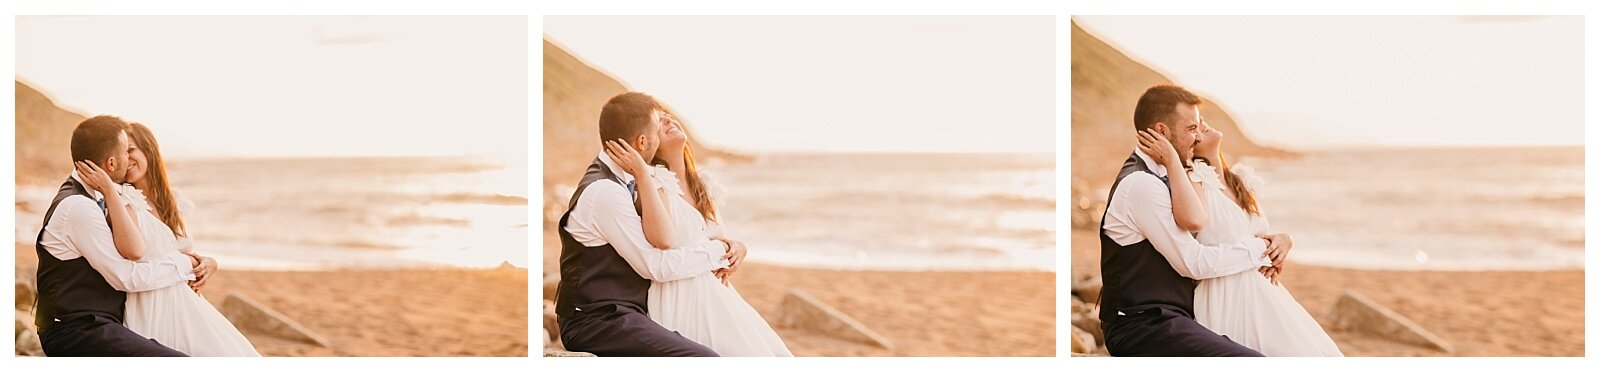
[545,15,1056,153]
[17,16,528,159]
[1075,16,1583,149]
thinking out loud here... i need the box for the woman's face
[1194,120,1224,156]
[659,113,687,151]
[125,142,149,185]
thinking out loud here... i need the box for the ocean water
[1243,147,1584,271]
[704,153,1056,271]
[15,156,529,270]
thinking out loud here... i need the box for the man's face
[1159,103,1202,161]
[106,130,133,183]
[633,110,663,162]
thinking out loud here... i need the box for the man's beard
[1167,135,1195,161]
[642,148,658,164]
[1175,142,1195,162]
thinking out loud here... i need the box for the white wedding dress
[642,166,793,357]
[1189,161,1343,357]
[116,185,261,357]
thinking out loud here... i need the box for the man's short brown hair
[598,92,663,145]
[1133,85,1202,131]
[70,115,131,165]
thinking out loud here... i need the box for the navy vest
[1098,152,1198,324]
[34,177,128,330]
[554,158,653,320]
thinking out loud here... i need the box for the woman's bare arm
[76,161,148,261]
[634,172,677,250]
[108,199,148,261]
[605,140,676,250]
[1165,164,1208,232]
[1137,130,1208,232]
[1186,177,1209,229]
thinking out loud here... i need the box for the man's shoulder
[52,194,99,217]
[1109,172,1168,206]
[577,178,627,198]
[572,178,629,212]
[1116,171,1166,192]
[42,194,102,236]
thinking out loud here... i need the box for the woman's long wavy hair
[128,123,187,237]
[1212,152,1261,216]
[653,112,718,223]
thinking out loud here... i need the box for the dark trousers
[558,304,718,357]
[1103,307,1264,357]
[39,314,187,357]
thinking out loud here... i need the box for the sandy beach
[17,243,529,357]
[542,230,1056,357]
[1072,230,1584,356]
[541,27,1059,357]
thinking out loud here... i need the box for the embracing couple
[32,115,259,357]
[1098,85,1343,357]
[554,92,792,357]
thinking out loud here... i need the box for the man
[554,92,746,357]
[1097,85,1287,357]
[34,115,218,357]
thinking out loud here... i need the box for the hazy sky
[16,16,528,159]
[1075,16,1584,149]
[544,16,1056,153]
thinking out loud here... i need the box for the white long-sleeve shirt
[1100,149,1272,280]
[38,171,196,293]
[563,153,730,282]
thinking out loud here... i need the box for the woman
[1136,122,1343,357]
[74,123,260,357]
[603,113,792,357]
